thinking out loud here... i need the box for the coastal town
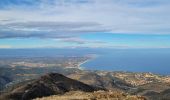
[0,56,90,68]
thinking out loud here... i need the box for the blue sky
[0,0,170,48]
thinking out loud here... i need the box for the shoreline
[78,59,91,70]
[78,55,99,70]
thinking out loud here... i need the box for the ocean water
[82,49,170,75]
[0,48,170,75]
[0,48,99,57]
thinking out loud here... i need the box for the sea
[0,48,170,75]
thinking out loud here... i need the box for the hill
[0,73,101,100]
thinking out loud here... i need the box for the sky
[0,0,170,49]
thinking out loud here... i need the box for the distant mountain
[0,73,101,100]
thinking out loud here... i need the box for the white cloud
[0,0,170,34]
[0,21,109,38]
[57,37,107,44]
[0,45,11,48]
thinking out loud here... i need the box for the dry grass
[34,91,146,100]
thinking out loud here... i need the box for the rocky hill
[1,70,170,100]
[0,73,101,100]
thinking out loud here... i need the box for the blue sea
[82,49,170,75]
[0,48,170,75]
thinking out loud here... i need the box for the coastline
[78,55,99,70]
[78,59,91,70]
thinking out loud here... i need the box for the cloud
[0,21,109,38]
[0,45,11,48]
[57,37,106,44]
[0,0,170,37]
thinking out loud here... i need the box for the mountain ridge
[0,73,102,100]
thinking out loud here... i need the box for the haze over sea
[0,48,170,75]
